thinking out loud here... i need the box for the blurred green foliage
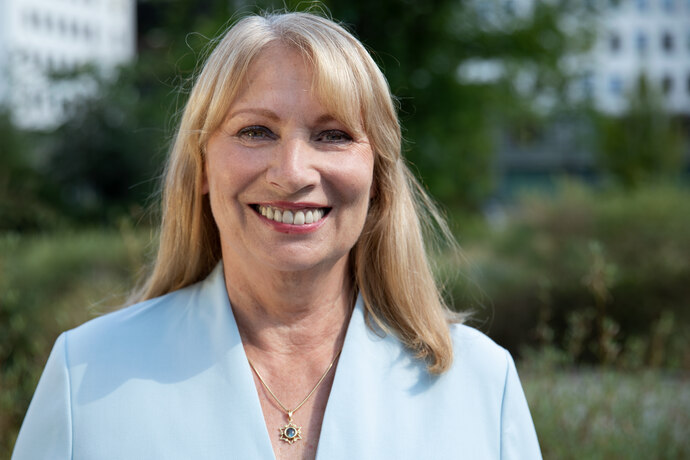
[0,0,597,231]
[313,0,592,209]
[596,75,685,188]
[0,112,61,230]
[3,182,690,455]
[2,0,690,456]
[521,368,690,459]
[43,67,168,222]
[0,224,150,456]
[461,180,690,369]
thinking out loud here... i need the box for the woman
[13,11,541,460]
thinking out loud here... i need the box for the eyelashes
[314,130,353,143]
[236,125,276,141]
[235,125,353,144]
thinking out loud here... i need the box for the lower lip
[257,212,327,234]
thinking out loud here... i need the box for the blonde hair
[133,11,463,374]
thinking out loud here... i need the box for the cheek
[206,151,264,194]
[332,160,375,208]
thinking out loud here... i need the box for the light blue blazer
[13,264,541,459]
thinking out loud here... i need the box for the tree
[33,0,593,225]
[43,66,166,222]
[0,109,58,230]
[596,75,684,188]
[133,0,592,213]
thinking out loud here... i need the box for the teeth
[257,205,326,226]
[294,211,305,225]
[282,210,294,224]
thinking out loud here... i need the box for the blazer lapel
[202,264,277,459]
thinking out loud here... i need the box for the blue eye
[316,130,352,143]
[237,126,275,140]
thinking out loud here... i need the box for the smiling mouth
[251,204,331,225]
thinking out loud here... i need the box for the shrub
[458,180,690,369]
[0,111,61,231]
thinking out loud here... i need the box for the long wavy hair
[131,11,464,374]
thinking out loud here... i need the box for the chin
[267,256,337,274]
[263,248,350,274]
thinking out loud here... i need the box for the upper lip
[253,201,329,210]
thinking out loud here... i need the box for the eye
[236,125,276,141]
[315,129,353,143]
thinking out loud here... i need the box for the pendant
[279,413,302,444]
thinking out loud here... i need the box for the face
[203,44,375,276]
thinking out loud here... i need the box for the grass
[521,367,690,459]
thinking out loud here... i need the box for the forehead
[237,45,312,99]
[228,42,365,134]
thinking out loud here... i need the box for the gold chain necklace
[247,349,342,445]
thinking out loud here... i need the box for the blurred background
[1,0,689,457]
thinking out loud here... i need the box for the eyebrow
[313,114,339,125]
[227,108,281,121]
[226,108,341,126]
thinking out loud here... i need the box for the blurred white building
[0,0,136,129]
[588,0,690,114]
[461,0,690,115]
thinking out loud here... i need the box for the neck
[221,255,354,358]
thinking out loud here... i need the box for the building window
[662,0,675,12]
[609,75,624,96]
[12,49,27,65]
[662,75,674,94]
[636,31,648,54]
[582,72,594,98]
[30,11,39,28]
[610,32,622,53]
[662,32,674,52]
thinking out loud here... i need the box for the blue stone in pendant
[285,427,297,438]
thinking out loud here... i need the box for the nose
[265,137,319,194]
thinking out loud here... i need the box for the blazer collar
[203,262,416,459]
